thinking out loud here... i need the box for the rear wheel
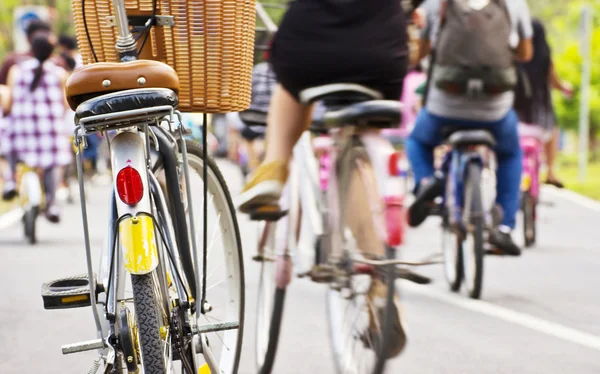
[522,192,536,248]
[327,145,400,374]
[462,163,485,299]
[131,273,168,374]
[178,141,244,373]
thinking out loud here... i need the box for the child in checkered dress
[0,34,71,222]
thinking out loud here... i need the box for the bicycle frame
[443,145,496,230]
[520,137,542,201]
[268,128,405,287]
[74,107,192,351]
[17,164,44,209]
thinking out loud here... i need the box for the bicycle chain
[171,306,195,373]
[171,306,185,361]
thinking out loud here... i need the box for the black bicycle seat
[322,100,402,129]
[299,83,383,107]
[445,129,496,148]
[75,88,179,121]
[238,109,268,127]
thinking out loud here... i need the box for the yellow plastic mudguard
[119,215,159,274]
[521,174,532,192]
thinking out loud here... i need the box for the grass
[558,155,600,200]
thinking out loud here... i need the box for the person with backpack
[406,0,534,256]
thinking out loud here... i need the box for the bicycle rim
[442,220,463,292]
[462,163,484,299]
[255,221,287,374]
[523,192,536,247]
[327,145,399,374]
[179,141,244,374]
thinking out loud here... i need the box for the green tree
[538,2,600,157]
[0,0,74,61]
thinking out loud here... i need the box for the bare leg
[246,139,260,172]
[345,161,386,258]
[237,85,313,212]
[263,85,313,163]
[545,128,563,185]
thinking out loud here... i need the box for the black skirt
[270,0,409,101]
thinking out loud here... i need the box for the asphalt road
[1,161,599,374]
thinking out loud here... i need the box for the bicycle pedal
[41,274,99,310]
[485,248,507,256]
[396,268,432,285]
[300,265,338,283]
[252,253,275,262]
[249,205,287,222]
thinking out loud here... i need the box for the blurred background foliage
[533,1,600,158]
[0,0,597,155]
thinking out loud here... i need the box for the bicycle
[39,0,252,372]
[251,84,413,374]
[518,123,543,248]
[440,129,499,299]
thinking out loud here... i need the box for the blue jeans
[406,109,522,229]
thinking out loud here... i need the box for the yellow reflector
[61,295,89,303]
[521,175,531,191]
[199,363,211,374]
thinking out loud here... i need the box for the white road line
[0,208,24,230]
[402,281,600,352]
[542,185,600,213]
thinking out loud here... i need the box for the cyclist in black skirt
[238,0,424,357]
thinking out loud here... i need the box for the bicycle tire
[24,206,39,245]
[327,144,399,374]
[131,273,167,374]
[462,163,485,299]
[523,192,536,248]
[255,221,289,374]
[179,140,244,373]
[443,172,463,292]
[442,219,463,292]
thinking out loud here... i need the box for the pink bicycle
[518,123,544,247]
[251,84,409,374]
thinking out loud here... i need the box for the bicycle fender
[119,215,159,274]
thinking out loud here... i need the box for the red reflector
[116,166,144,206]
[388,152,402,176]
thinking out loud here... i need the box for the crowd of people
[229,0,573,357]
[233,0,571,254]
[0,0,578,368]
[0,20,89,222]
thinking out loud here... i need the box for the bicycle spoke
[207,263,221,281]
[205,314,223,323]
[206,279,225,291]
[206,212,223,255]
[204,316,231,352]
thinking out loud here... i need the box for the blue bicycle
[440,129,500,299]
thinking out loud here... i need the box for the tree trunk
[589,122,598,162]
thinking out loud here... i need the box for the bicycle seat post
[112,0,138,61]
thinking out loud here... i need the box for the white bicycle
[39,0,246,372]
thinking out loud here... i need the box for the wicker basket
[72,0,256,113]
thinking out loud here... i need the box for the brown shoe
[236,160,288,213]
[364,279,407,358]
